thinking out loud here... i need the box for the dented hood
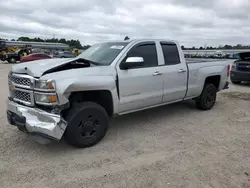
[11,58,78,77]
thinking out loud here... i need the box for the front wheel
[196,84,217,110]
[64,102,109,148]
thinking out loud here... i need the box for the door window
[160,43,181,65]
[127,43,158,68]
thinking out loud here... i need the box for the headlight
[34,92,58,105]
[35,80,56,91]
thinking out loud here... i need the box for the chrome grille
[8,73,34,106]
[237,63,250,72]
[8,75,31,87]
[10,90,31,104]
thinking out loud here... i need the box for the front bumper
[230,70,250,81]
[7,100,67,143]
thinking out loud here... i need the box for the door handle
[178,69,187,73]
[153,71,162,76]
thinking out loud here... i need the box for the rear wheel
[196,84,217,110]
[64,102,109,148]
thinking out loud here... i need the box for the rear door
[117,42,164,113]
[159,42,188,102]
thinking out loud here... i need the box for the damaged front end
[7,72,69,144]
[7,100,67,144]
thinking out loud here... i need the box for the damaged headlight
[34,80,58,105]
[34,92,58,105]
[35,80,56,91]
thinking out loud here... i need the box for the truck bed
[186,58,227,64]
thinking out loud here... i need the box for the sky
[0,0,249,47]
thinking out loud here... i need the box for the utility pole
[204,43,207,49]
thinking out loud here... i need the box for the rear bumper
[7,100,67,143]
[230,70,250,81]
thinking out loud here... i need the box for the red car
[20,53,52,63]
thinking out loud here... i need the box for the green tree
[17,37,31,41]
[223,45,232,49]
[59,38,67,44]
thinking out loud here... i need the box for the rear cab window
[160,42,181,65]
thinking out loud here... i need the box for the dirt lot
[0,61,250,188]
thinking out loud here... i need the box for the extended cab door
[159,42,188,102]
[117,42,164,113]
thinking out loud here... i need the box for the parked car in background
[53,51,76,58]
[20,53,52,63]
[3,49,25,63]
[230,52,250,84]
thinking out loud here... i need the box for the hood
[11,58,77,77]
[41,66,116,80]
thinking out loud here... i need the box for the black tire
[196,84,217,110]
[64,102,109,148]
[9,57,16,64]
[231,80,241,84]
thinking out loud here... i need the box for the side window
[160,43,181,65]
[127,43,158,68]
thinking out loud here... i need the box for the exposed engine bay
[43,58,94,75]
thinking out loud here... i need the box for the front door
[117,42,164,113]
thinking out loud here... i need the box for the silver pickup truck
[7,39,230,147]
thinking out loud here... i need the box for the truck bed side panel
[186,61,228,98]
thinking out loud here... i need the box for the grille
[238,63,250,72]
[10,90,32,104]
[238,68,250,72]
[8,75,31,87]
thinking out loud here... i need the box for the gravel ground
[0,61,250,188]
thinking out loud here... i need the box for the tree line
[1,37,250,50]
[0,37,90,50]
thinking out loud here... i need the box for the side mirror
[120,57,144,70]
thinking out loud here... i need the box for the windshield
[78,42,129,65]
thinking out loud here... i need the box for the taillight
[227,64,230,77]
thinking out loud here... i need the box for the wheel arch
[67,90,114,116]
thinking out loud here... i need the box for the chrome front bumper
[7,100,67,142]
